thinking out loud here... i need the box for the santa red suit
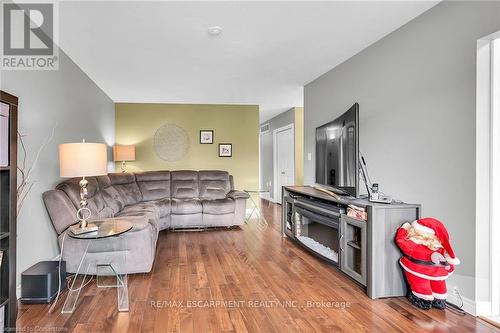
[395,217,460,310]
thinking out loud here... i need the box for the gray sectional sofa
[43,170,249,274]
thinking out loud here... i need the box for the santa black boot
[432,298,446,310]
[407,293,432,310]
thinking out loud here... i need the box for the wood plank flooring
[17,200,499,332]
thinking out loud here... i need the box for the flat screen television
[315,103,359,197]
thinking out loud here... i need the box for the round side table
[62,219,133,314]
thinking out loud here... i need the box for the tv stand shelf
[282,186,421,299]
[347,241,361,250]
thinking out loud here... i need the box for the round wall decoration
[153,124,190,161]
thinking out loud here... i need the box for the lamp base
[69,223,98,235]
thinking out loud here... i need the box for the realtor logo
[1,2,59,70]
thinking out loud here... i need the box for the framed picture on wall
[219,143,232,157]
[200,130,214,144]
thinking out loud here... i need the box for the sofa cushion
[202,198,236,215]
[148,198,170,218]
[56,177,97,206]
[171,170,199,199]
[199,170,231,200]
[96,175,125,214]
[115,202,160,222]
[56,177,114,219]
[108,173,142,206]
[136,171,171,201]
[171,198,202,215]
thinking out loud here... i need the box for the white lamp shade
[59,142,108,178]
[113,145,136,161]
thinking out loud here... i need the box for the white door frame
[273,123,295,203]
[476,33,500,318]
[491,37,500,319]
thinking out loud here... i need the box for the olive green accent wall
[115,103,259,191]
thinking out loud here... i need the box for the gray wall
[1,47,115,286]
[260,108,294,199]
[304,1,500,301]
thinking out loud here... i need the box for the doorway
[273,124,295,203]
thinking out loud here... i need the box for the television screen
[315,103,359,197]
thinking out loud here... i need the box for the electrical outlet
[453,286,459,294]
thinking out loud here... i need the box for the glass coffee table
[62,219,133,314]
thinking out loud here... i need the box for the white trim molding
[475,31,500,318]
[447,292,477,316]
[273,123,295,203]
[491,36,500,320]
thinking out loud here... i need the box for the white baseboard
[476,301,493,317]
[447,292,477,315]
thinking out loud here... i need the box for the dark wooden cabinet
[0,90,17,330]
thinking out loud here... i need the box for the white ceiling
[58,1,438,121]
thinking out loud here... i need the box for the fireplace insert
[293,198,345,265]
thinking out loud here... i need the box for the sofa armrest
[43,189,78,235]
[226,190,250,200]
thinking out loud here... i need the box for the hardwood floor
[17,200,499,332]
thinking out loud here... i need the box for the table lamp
[59,141,108,234]
[113,145,135,172]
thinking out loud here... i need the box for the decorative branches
[17,124,57,216]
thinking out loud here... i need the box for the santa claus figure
[395,217,460,310]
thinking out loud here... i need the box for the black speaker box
[20,261,66,303]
